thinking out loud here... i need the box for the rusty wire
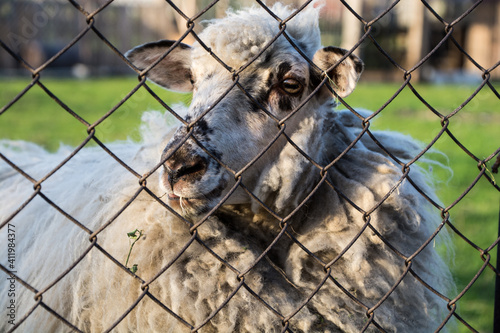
[0,0,499,332]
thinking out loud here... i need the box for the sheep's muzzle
[164,155,207,191]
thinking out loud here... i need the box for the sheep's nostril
[177,161,206,178]
[165,157,207,190]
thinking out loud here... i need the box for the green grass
[0,77,190,150]
[1,77,499,332]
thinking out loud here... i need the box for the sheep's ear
[126,40,193,92]
[312,47,364,98]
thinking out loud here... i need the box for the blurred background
[1,0,499,82]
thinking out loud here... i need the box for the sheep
[0,2,455,332]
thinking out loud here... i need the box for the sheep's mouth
[167,193,196,206]
[167,192,207,203]
[165,181,228,218]
[167,193,181,201]
[167,193,203,207]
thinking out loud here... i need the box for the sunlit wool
[0,2,454,332]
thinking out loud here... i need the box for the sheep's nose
[164,156,207,190]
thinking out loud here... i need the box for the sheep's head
[126,4,363,219]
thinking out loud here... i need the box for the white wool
[0,109,455,332]
[0,2,455,332]
[196,1,322,67]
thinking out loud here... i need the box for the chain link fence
[1,0,499,332]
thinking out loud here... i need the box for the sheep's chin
[166,188,224,220]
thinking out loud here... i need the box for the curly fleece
[0,2,455,332]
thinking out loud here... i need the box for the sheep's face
[126,10,363,219]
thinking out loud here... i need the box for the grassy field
[1,77,499,332]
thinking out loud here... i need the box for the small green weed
[125,229,144,274]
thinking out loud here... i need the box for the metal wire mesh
[0,0,499,332]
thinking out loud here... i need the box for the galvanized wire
[0,0,499,332]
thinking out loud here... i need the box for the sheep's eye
[281,79,303,95]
